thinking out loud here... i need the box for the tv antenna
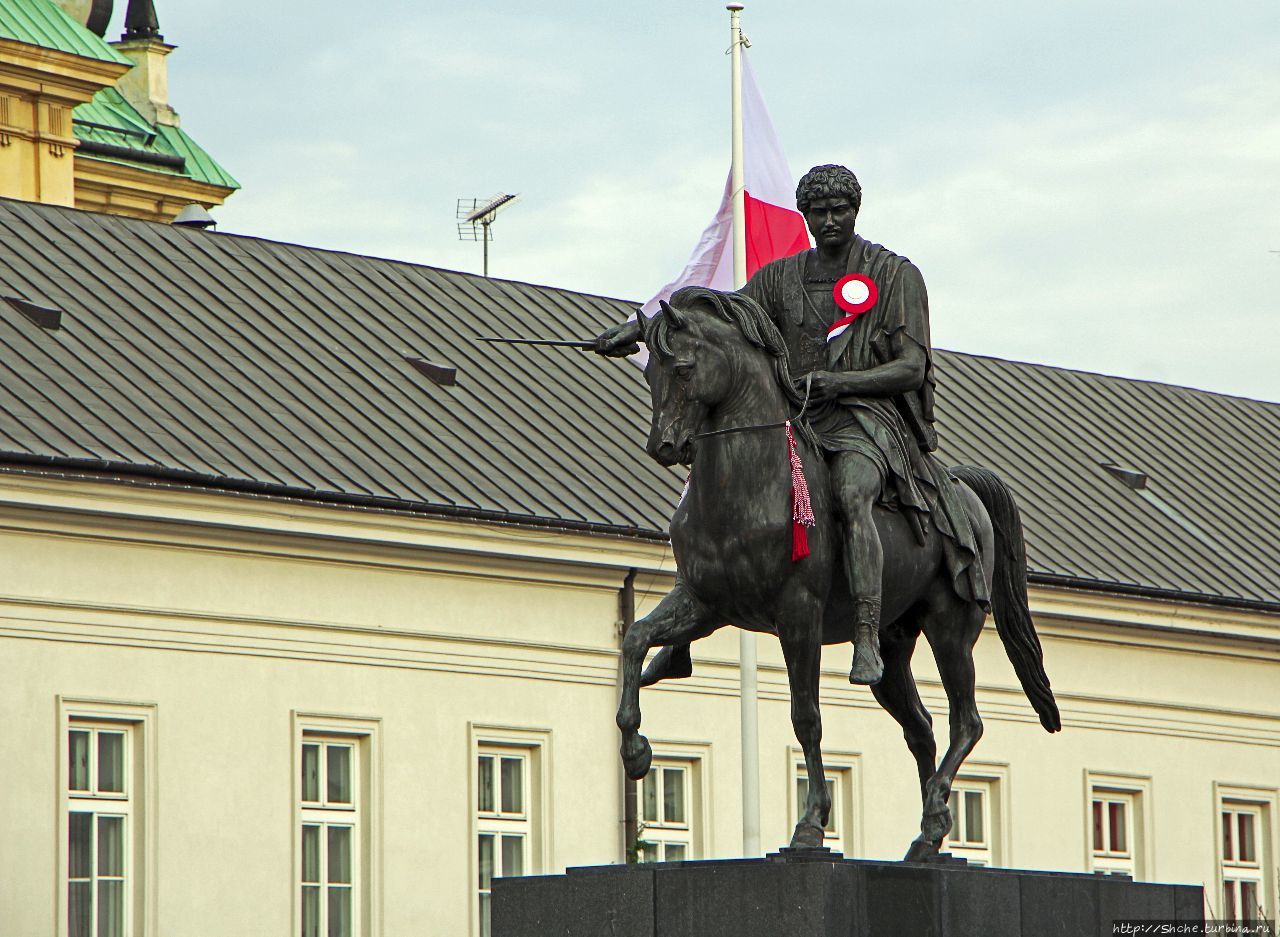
[457,193,519,277]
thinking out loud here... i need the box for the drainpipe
[618,568,638,861]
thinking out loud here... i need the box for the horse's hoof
[621,735,652,781]
[904,837,941,862]
[640,645,693,687]
[920,807,952,843]
[789,820,825,849]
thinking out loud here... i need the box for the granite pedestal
[492,850,1204,937]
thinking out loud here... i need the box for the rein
[691,374,813,441]
[680,374,818,562]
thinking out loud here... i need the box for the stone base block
[493,851,1204,937]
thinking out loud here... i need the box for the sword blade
[478,337,594,349]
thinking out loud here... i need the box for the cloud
[836,55,1280,400]
[170,0,1280,402]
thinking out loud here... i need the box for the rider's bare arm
[806,339,927,400]
[593,317,642,357]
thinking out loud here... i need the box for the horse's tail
[950,464,1062,733]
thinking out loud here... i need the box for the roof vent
[405,356,457,387]
[4,296,62,330]
[172,204,217,229]
[1100,462,1148,490]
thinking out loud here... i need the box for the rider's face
[803,197,857,251]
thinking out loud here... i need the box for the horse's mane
[648,286,808,411]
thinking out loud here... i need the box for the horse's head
[641,287,785,467]
[640,298,714,466]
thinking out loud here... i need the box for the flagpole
[729,4,748,289]
[727,1,761,859]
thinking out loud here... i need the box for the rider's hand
[804,371,843,400]
[594,320,641,358]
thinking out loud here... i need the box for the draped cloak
[741,235,988,607]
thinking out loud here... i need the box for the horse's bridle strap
[692,374,813,441]
[693,419,788,440]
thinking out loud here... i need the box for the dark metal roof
[932,353,1280,609]
[0,198,679,538]
[0,198,1277,610]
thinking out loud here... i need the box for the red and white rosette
[827,273,878,343]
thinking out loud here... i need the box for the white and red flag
[639,54,809,326]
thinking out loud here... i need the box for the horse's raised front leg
[778,593,829,849]
[617,583,718,780]
[907,600,986,862]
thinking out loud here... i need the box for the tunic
[742,236,988,607]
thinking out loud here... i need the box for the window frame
[1091,792,1136,865]
[638,758,693,862]
[945,779,994,866]
[1084,771,1152,879]
[944,763,1011,868]
[1214,783,1278,925]
[57,697,157,937]
[470,724,552,937]
[632,739,710,867]
[293,712,381,937]
[476,744,533,922]
[786,747,862,857]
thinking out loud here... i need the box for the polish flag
[638,53,809,332]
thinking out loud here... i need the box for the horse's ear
[659,298,686,329]
[634,310,649,342]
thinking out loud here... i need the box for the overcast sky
[108,1,1278,401]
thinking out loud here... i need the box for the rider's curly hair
[795,164,862,215]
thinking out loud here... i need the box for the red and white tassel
[786,420,815,561]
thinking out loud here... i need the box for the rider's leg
[830,451,885,685]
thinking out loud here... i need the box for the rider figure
[597,164,983,686]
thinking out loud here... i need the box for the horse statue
[616,285,1061,861]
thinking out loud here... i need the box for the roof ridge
[934,347,1280,409]
[0,196,641,306]
[0,196,1274,409]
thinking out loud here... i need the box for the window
[792,764,857,855]
[1085,772,1150,879]
[66,723,132,937]
[477,746,531,936]
[1091,793,1135,873]
[472,727,549,937]
[60,699,154,937]
[942,765,1009,867]
[639,761,692,862]
[1218,803,1269,926]
[300,738,359,937]
[946,780,994,866]
[795,772,838,850]
[294,714,379,937]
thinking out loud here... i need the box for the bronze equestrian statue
[595,165,1060,859]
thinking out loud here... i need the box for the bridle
[691,373,814,441]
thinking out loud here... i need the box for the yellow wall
[0,471,1276,934]
[0,39,122,207]
[0,39,233,222]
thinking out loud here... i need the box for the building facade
[0,199,1276,936]
[0,0,237,223]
